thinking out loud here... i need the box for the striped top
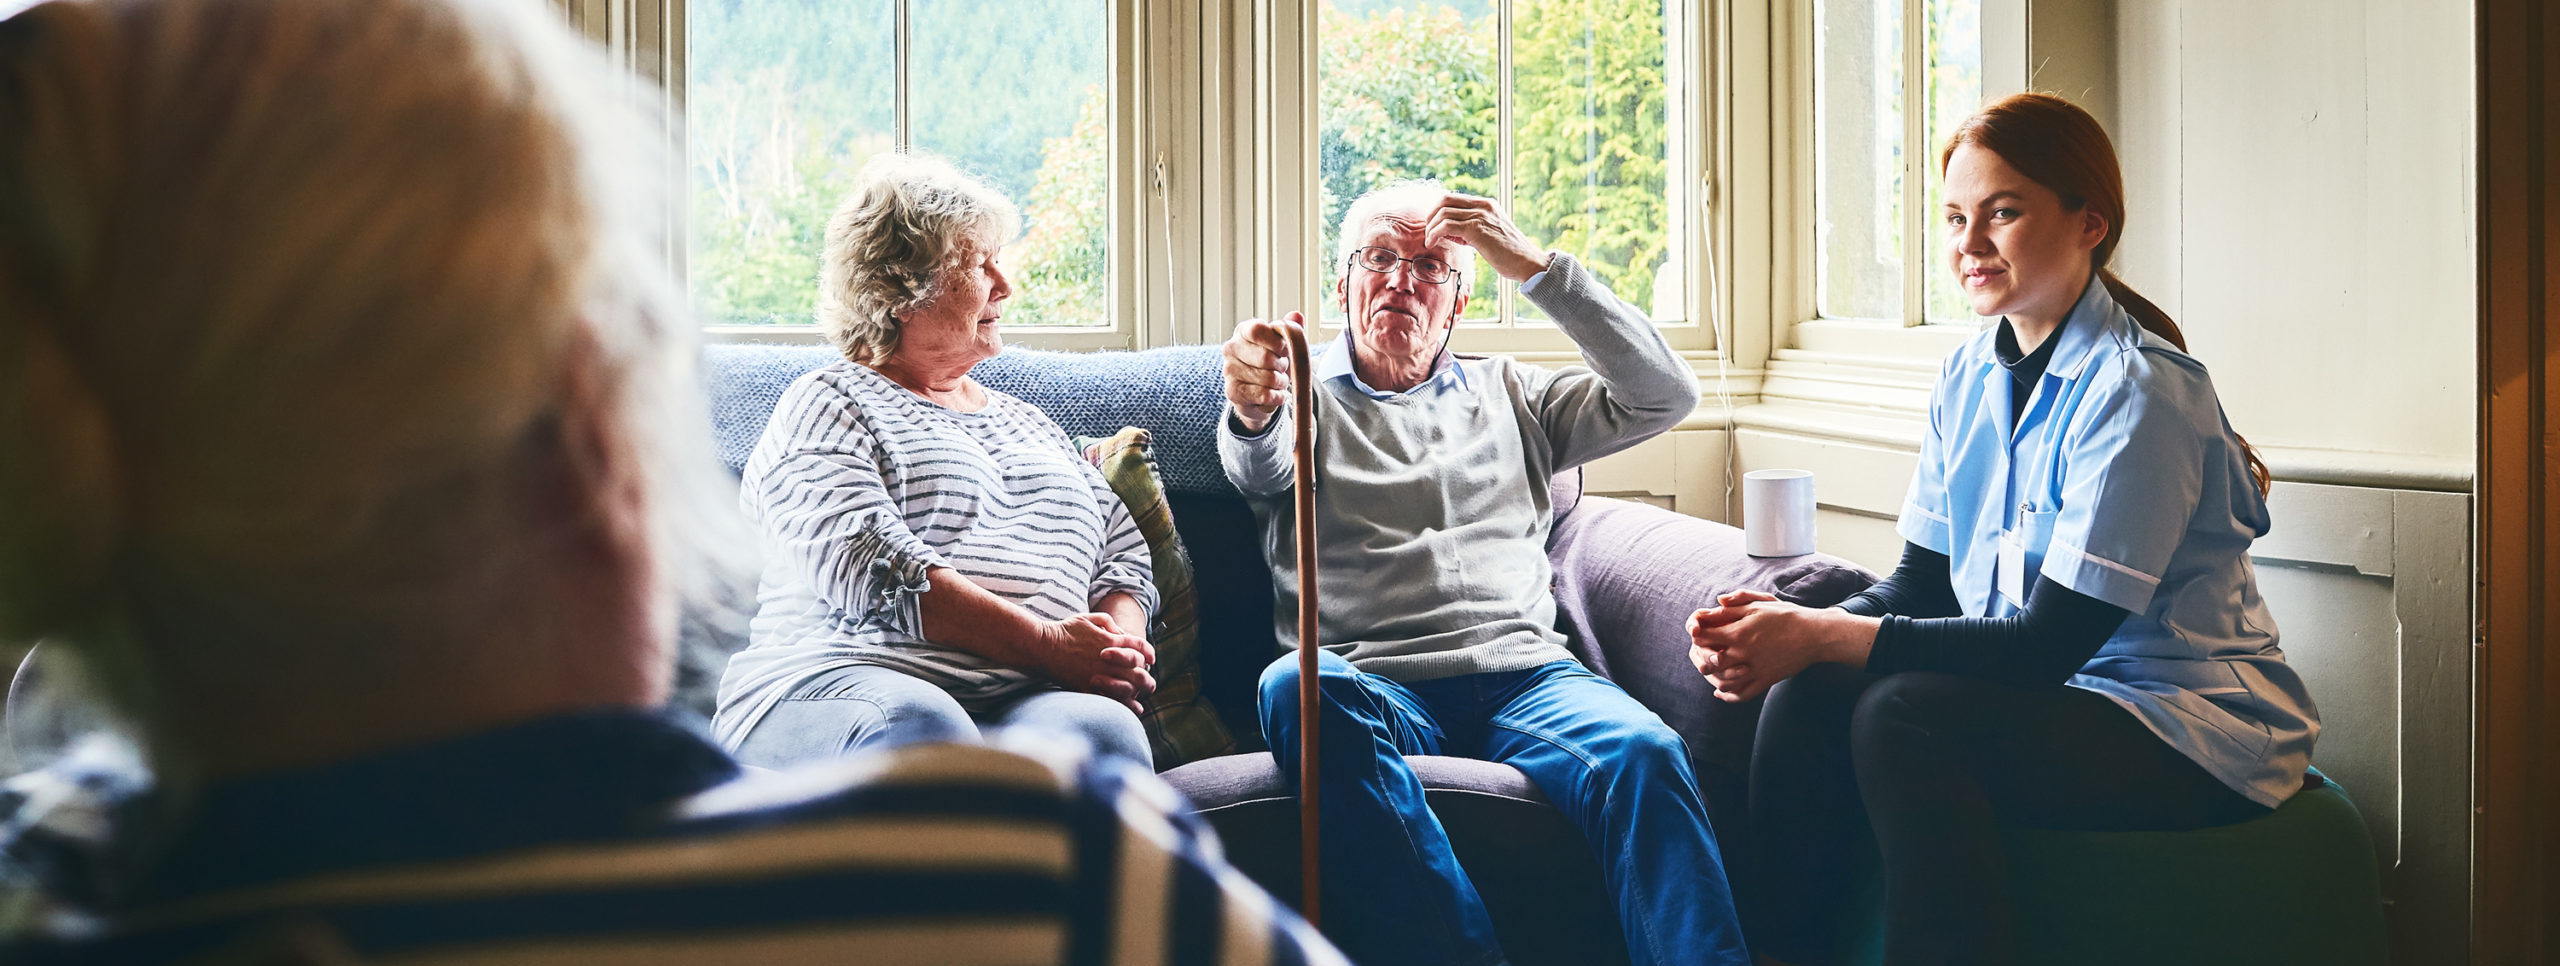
[0,713,1346,966]
[714,361,1158,748]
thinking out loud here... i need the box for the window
[1315,0,1695,338]
[1811,0,1980,326]
[685,0,1116,333]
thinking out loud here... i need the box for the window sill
[1788,317,1981,361]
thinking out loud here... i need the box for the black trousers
[1743,664,2270,966]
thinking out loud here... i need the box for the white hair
[0,0,747,755]
[1334,179,1477,297]
[818,152,1021,365]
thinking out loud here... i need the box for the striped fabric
[714,362,1158,750]
[0,714,1346,966]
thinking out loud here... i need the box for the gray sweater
[1218,253,1700,682]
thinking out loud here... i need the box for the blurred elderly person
[0,1,1337,962]
[1220,182,1748,966]
[709,153,1159,768]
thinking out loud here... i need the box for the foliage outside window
[1813,0,1980,326]
[687,0,1111,328]
[1318,0,1689,328]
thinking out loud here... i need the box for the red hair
[1941,93,2271,495]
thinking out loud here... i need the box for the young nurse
[1687,92,2321,965]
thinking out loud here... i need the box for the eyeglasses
[1346,246,1459,285]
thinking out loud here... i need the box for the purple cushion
[1549,464,1584,521]
[1545,495,1877,842]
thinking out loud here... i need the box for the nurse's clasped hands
[1687,590,1881,702]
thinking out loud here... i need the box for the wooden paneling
[2475,0,2560,957]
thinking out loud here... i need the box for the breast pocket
[1997,508,2061,607]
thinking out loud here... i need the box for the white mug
[1743,469,1817,557]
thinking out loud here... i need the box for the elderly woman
[0,1,1333,961]
[709,154,1159,768]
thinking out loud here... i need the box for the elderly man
[1219,182,1749,966]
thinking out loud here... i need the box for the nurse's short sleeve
[2039,357,2210,613]
[1895,359,1960,555]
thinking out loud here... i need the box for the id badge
[1997,528,2029,606]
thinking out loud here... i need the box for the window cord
[1154,151,1175,344]
[1702,171,1740,522]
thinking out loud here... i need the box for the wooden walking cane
[1281,322,1321,928]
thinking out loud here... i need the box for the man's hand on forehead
[1423,192,1550,282]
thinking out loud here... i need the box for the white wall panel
[2112,0,2474,465]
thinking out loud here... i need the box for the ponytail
[2097,269,2272,496]
[1948,93,2273,497]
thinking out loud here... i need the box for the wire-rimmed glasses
[1346,246,1459,285]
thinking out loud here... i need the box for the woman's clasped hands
[1039,611,1157,715]
[1687,591,1878,703]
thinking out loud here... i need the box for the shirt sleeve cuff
[1090,572,1161,619]
[1217,402,1297,496]
[1895,503,1954,555]
[853,531,945,637]
[1517,267,1551,295]
[2038,537,2162,614]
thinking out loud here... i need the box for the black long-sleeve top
[1836,542,2131,688]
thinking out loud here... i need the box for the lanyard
[2008,370,2075,523]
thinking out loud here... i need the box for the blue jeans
[732,664,1152,769]
[1260,651,1750,966]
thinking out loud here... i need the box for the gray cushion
[1165,754,1626,966]
[1167,750,1549,812]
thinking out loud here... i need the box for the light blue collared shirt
[1312,333,1466,399]
[1897,274,2320,808]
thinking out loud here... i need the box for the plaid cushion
[1082,427,1237,769]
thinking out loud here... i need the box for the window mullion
[1496,0,1515,329]
[1900,0,1925,327]
[892,0,911,148]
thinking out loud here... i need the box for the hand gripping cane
[1281,323,1322,928]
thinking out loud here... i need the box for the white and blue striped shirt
[714,362,1157,748]
[0,715,1344,965]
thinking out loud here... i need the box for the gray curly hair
[818,153,1022,365]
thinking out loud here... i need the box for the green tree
[687,0,1108,327]
[1510,0,1672,315]
[1316,0,1677,321]
[687,0,893,325]
[1009,85,1111,325]
[689,63,890,325]
[1316,2,1498,317]
[908,0,1108,203]
[1921,0,1981,321]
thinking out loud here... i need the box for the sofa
[700,341,1880,966]
[0,339,2392,965]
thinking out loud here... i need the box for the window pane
[913,0,1109,326]
[1317,0,1498,325]
[1922,0,1982,323]
[1511,0,1681,325]
[1814,0,1904,321]
[687,0,894,326]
